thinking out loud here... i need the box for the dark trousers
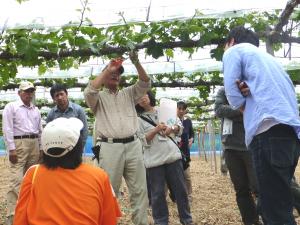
[147,160,193,225]
[249,124,300,225]
[224,149,259,225]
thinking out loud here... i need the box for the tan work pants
[98,139,149,225]
[6,138,39,224]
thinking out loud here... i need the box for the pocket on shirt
[125,104,136,117]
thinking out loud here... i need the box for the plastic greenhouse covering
[0,0,297,78]
[0,0,288,28]
[0,0,300,102]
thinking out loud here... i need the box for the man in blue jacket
[223,26,300,225]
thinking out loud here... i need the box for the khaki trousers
[184,167,192,196]
[6,138,40,223]
[98,139,149,225]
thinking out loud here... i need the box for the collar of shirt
[143,108,157,115]
[103,87,119,95]
[17,100,35,109]
[179,115,190,122]
[54,101,73,113]
[142,109,158,122]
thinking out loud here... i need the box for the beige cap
[42,117,83,158]
[19,81,35,91]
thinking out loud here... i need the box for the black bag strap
[140,115,157,127]
[139,115,179,147]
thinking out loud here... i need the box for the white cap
[42,117,83,158]
[19,81,35,91]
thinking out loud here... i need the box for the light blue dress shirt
[223,43,300,146]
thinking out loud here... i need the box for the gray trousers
[98,139,149,225]
[147,160,193,225]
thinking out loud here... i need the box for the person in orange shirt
[13,117,121,225]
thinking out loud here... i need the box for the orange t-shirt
[14,163,121,225]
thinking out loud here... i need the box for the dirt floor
[1,155,300,225]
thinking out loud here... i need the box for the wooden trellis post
[197,129,201,157]
[200,128,207,162]
[207,120,217,173]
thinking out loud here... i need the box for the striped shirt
[2,100,42,150]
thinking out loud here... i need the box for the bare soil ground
[1,155,300,225]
